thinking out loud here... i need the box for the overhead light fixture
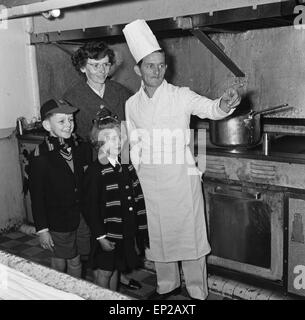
[42,9,61,20]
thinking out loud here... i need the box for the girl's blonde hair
[90,116,120,150]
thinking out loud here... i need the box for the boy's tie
[115,160,122,172]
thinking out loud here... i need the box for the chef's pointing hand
[219,85,242,113]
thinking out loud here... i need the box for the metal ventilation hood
[0,1,299,40]
[28,0,299,44]
[3,0,296,77]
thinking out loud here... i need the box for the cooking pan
[209,104,290,148]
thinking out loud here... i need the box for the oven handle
[214,186,261,200]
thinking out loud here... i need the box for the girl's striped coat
[82,157,149,255]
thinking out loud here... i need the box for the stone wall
[36,26,305,119]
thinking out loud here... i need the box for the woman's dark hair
[71,41,115,72]
[90,116,120,150]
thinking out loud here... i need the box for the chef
[123,19,241,300]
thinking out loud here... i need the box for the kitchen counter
[0,250,131,300]
[16,128,46,143]
[194,135,305,191]
[205,135,305,165]
[207,147,305,165]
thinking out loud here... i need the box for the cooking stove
[198,134,305,297]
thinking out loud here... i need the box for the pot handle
[251,104,289,117]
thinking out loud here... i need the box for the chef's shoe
[148,287,181,300]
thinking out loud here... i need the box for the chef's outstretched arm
[184,83,243,120]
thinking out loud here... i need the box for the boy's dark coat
[29,138,92,232]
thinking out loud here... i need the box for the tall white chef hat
[122,19,161,64]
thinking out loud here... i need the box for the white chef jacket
[126,80,234,262]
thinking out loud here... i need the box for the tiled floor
[0,230,226,300]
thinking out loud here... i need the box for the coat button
[129,207,133,211]
[127,196,132,200]
[125,185,129,189]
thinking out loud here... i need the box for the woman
[63,41,132,141]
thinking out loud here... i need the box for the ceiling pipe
[191,28,245,77]
[2,0,110,20]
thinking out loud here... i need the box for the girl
[83,117,149,290]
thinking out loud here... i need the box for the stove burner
[227,148,247,154]
[220,144,261,154]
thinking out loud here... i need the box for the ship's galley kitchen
[1,0,305,302]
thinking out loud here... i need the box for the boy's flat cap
[40,99,78,121]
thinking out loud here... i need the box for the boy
[28,99,92,278]
[83,116,149,291]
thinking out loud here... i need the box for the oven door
[204,182,283,281]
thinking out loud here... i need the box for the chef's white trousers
[154,255,208,300]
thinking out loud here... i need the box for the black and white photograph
[0,0,305,309]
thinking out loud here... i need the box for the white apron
[126,80,232,262]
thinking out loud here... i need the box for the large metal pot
[209,104,289,148]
